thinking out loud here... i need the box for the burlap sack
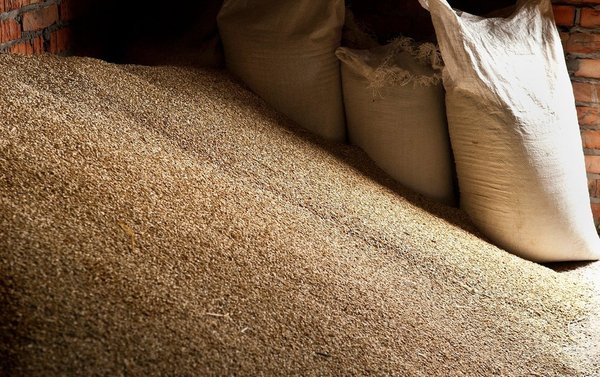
[419,0,600,261]
[336,39,456,205]
[217,0,346,142]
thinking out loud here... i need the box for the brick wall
[554,0,600,227]
[0,0,72,55]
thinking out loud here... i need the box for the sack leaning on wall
[336,39,456,206]
[419,0,600,262]
[217,0,346,142]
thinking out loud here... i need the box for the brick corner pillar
[0,0,74,55]
[553,0,600,229]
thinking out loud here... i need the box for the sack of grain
[217,0,346,142]
[419,0,600,261]
[336,39,456,205]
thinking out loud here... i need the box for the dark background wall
[71,0,513,61]
[69,0,224,65]
[0,0,515,61]
[347,0,515,43]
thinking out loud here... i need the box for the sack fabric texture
[336,39,456,205]
[419,0,600,261]
[217,0,346,142]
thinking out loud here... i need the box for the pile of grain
[0,54,598,376]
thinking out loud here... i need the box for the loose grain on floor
[0,54,598,376]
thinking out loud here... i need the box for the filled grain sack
[217,0,346,142]
[418,0,600,261]
[336,39,456,205]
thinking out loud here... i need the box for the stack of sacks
[419,0,600,262]
[217,0,599,262]
[336,38,456,205]
[217,0,346,142]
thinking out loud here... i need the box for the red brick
[578,106,600,127]
[589,178,600,197]
[582,129,600,149]
[574,59,600,79]
[59,0,74,21]
[572,81,600,103]
[582,129,600,148]
[581,8,600,28]
[0,17,20,43]
[585,155,600,173]
[49,27,70,54]
[553,5,576,27]
[3,1,15,12]
[591,203,600,226]
[566,33,600,54]
[22,3,58,31]
[9,35,44,55]
[4,0,43,12]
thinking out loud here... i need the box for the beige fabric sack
[419,0,600,261]
[336,40,456,205]
[217,0,346,142]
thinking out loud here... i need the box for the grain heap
[0,54,598,376]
